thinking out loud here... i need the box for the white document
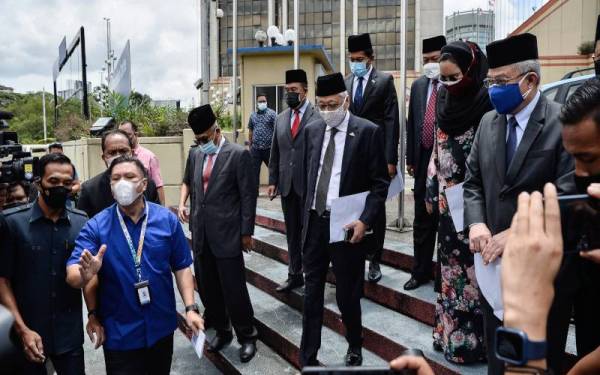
[191,331,206,359]
[444,182,465,232]
[387,174,405,200]
[474,254,504,320]
[329,191,369,243]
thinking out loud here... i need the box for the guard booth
[235,44,335,184]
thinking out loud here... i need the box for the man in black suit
[178,105,258,363]
[268,69,320,293]
[300,73,389,367]
[77,130,160,218]
[344,33,399,283]
[404,35,446,291]
[463,33,575,375]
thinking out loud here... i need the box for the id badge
[135,280,151,306]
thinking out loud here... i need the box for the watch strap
[185,304,199,313]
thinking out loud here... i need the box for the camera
[0,111,40,185]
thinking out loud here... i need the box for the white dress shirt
[506,90,541,148]
[290,99,310,127]
[426,78,442,102]
[202,135,226,170]
[351,65,373,99]
[312,111,350,211]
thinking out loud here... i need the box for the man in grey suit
[344,33,400,283]
[267,69,320,293]
[463,33,574,375]
[178,104,258,363]
[300,73,389,367]
[404,35,446,291]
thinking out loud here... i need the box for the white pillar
[339,0,346,75]
[282,0,288,31]
[200,0,210,104]
[293,0,299,69]
[268,0,275,27]
[397,0,407,228]
[415,0,421,72]
[209,0,220,80]
[352,0,358,34]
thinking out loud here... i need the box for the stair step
[255,208,433,276]
[247,282,388,368]
[244,251,486,375]
[253,226,437,325]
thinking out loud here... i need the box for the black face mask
[574,173,600,194]
[595,59,600,77]
[41,185,71,209]
[285,92,302,109]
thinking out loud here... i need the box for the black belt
[311,209,330,219]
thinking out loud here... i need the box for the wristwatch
[185,304,200,314]
[496,327,547,366]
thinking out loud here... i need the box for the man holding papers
[299,72,389,367]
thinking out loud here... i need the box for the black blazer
[345,68,400,165]
[268,101,320,197]
[301,114,389,246]
[77,170,160,219]
[463,94,575,234]
[406,75,432,169]
[183,139,256,258]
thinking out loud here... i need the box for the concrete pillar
[340,0,346,75]
[268,0,275,27]
[209,0,219,80]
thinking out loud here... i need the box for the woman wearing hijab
[425,40,492,364]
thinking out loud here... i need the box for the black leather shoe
[403,277,425,291]
[344,347,363,366]
[239,341,257,362]
[207,332,233,352]
[367,261,382,283]
[276,274,304,293]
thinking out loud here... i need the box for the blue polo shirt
[67,201,192,351]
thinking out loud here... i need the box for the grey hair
[512,59,541,78]
[316,91,349,100]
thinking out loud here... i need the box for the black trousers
[250,147,270,191]
[18,346,85,375]
[411,146,438,281]
[281,189,303,276]
[194,244,257,343]
[103,334,173,375]
[368,212,386,264]
[300,212,366,367]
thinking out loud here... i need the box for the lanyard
[116,204,149,282]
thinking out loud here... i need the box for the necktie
[354,77,364,109]
[291,110,300,138]
[315,127,338,215]
[421,80,438,149]
[506,117,519,172]
[203,154,215,192]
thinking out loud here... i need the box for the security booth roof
[228,44,335,73]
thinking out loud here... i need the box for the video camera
[0,111,39,184]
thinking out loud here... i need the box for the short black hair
[560,78,600,127]
[256,93,267,100]
[107,155,148,179]
[101,129,133,152]
[364,48,374,58]
[119,120,138,132]
[9,180,30,195]
[48,142,63,151]
[38,153,74,179]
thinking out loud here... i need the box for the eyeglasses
[318,101,345,112]
[195,131,216,145]
[484,72,529,89]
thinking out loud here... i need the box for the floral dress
[426,127,485,364]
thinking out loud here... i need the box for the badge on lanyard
[117,204,151,306]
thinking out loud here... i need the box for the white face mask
[111,179,143,207]
[423,62,440,79]
[257,102,268,111]
[319,98,348,128]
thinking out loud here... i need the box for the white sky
[1,0,490,106]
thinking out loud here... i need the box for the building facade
[494,0,548,40]
[213,0,443,76]
[445,9,494,50]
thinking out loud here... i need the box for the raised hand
[79,245,107,284]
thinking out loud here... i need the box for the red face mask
[440,44,477,97]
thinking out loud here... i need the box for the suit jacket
[464,94,575,234]
[77,170,160,218]
[406,75,432,169]
[301,114,390,245]
[268,101,320,197]
[345,68,400,165]
[183,139,256,258]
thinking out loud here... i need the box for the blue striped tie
[354,77,364,109]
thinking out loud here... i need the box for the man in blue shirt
[66,156,203,375]
[248,93,276,191]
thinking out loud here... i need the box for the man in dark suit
[404,35,446,291]
[344,33,399,283]
[178,105,258,363]
[463,33,575,375]
[78,129,160,218]
[268,69,320,293]
[300,73,389,367]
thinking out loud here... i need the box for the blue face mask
[200,141,218,155]
[488,75,532,115]
[350,61,369,78]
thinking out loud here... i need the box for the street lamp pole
[340,0,346,75]
[397,0,407,228]
[232,0,239,143]
[294,0,299,69]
